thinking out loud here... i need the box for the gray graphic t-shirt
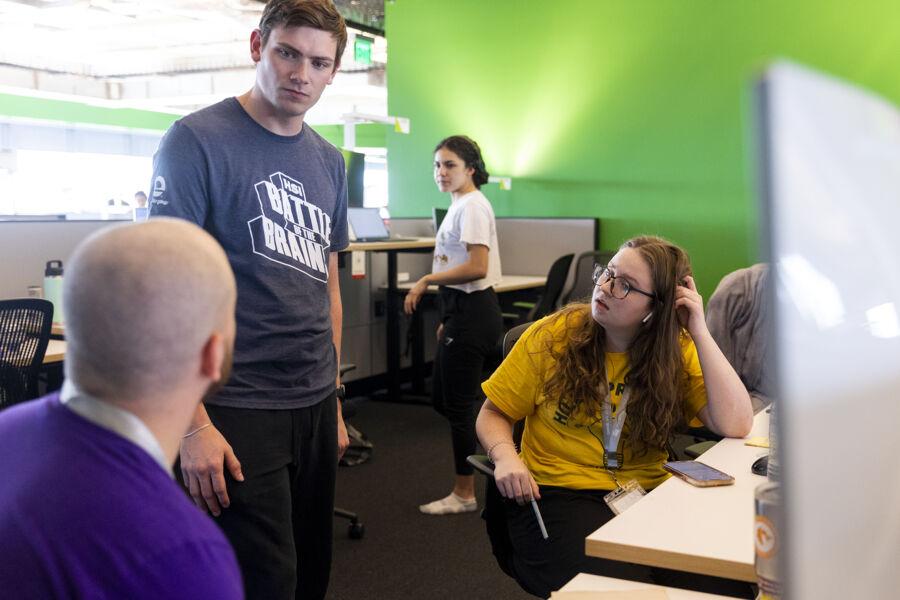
[150,98,349,409]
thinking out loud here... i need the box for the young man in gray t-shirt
[149,2,350,598]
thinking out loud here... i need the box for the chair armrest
[466,454,495,478]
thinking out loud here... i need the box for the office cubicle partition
[0,220,120,300]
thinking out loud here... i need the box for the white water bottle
[43,260,64,326]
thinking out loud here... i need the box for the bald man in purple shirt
[0,219,243,599]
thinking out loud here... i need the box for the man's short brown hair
[259,0,348,68]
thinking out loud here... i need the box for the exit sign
[354,35,373,66]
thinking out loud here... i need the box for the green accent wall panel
[310,123,387,149]
[384,0,900,296]
[0,94,387,151]
[0,93,180,131]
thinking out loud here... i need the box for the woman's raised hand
[674,275,708,338]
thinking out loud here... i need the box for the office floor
[329,397,533,600]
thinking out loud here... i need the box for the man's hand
[180,425,244,517]
[337,409,350,460]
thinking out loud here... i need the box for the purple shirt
[0,394,243,599]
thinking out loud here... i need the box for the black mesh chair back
[501,322,532,445]
[502,321,532,358]
[529,253,574,321]
[561,250,615,305]
[0,299,54,409]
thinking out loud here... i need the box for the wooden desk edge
[344,238,435,252]
[42,340,66,364]
[391,275,546,294]
[584,538,757,583]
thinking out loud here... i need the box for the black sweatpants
[432,286,503,476]
[202,396,337,600]
[484,482,756,598]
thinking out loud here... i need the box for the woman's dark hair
[434,135,490,188]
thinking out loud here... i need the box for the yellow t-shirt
[482,310,708,491]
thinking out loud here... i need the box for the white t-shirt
[433,190,502,293]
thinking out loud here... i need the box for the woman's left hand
[403,278,429,314]
[674,276,708,338]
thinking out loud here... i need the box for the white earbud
[641,311,653,324]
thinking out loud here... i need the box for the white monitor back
[759,61,900,599]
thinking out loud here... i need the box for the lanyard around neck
[601,388,630,470]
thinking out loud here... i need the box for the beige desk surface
[394,274,546,293]
[345,237,435,252]
[43,339,66,364]
[51,323,65,337]
[557,573,739,599]
[585,411,770,582]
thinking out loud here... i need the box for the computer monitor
[432,207,448,234]
[758,61,900,599]
[341,149,366,208]
[347,207,390,241]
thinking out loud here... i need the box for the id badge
[603,479,646,515]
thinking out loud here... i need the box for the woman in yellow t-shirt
[476,235,753,598]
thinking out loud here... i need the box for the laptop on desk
[347,207,419,243]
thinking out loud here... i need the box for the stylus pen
[465,456,549,539]
[531,498,549,540]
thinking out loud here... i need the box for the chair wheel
[348,522,365,539]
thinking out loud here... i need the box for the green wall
[384,0,900,296]
[0,93,385,149]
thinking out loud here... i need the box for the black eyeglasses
[591,264,656,300]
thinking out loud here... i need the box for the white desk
[394,274,546,294]
[556,573,740,599]
[585,412,770,582]
[345,237,436,252]
[43,339,66,364]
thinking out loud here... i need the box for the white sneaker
[418,492,478,515]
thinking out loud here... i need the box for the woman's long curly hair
[537,235,694,452]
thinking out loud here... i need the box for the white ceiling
[0,0,387,124]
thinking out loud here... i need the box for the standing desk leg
[411,306,426,394]
[385,250,401,400]
[382,249,429,403]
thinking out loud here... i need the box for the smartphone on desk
[664,460,735,487]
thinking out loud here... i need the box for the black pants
[202,396,337,600]
[484,482,755,598]
[433,287,503,476]
[485,483,651,598]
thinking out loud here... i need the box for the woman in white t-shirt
[404,135,504,515]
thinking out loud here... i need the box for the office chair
[467,321,532,481]
[560,250,615,305]
[335,363,366,539]
[504,254,574,325]
[0,299,53,410]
